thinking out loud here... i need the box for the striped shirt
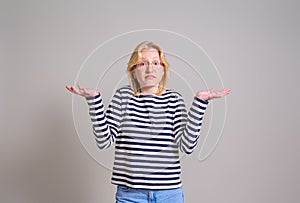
[86,85,208,190]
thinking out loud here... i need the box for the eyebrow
[140,57,160,60]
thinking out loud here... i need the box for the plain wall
[1,0,299,202]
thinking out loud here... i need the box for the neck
[141,86,159,94]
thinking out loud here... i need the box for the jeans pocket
[117,185,131,192]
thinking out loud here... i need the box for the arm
[66,83,122,149]
[174,94,209,154]
[85,90,122,149]
[173,88,230,154]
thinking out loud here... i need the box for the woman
[66,41,230,203]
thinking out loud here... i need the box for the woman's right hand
[66,82,99,98]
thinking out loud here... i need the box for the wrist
[196,95,208,101]
[91,92,99,97]
[85,92,100,98]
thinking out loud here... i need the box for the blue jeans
[116,185,184,203]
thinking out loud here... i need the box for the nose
[145,64,154,73]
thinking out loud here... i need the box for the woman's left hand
[196,88,231,101]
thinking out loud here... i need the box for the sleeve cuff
[85,92,101,101]
[194,96,209,105]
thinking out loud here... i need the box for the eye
[137,62,146,67]
[153,61,161,66]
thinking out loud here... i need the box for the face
[133,48,165,93]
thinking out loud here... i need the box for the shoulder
[113,85,134,97]
[164,88,185,102]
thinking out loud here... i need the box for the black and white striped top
[86,85,208,190]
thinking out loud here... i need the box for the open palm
[65,83,99,98]
[196,88,230,101]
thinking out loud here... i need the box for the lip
[145,75,156,79]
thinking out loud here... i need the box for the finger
[66,85,75,92]
[66,85,71,91]
[212,89,222,98]
[70,86,81,94]
[223,88,231,94]
[216,89,230,97]
[77,82,84,90]
[209,88,215,94]
[215,91,222,98]
[78,84,89,95]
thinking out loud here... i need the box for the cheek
[158,69,165,78]
[137,72,144,78]
[134,71,144,82]
[133,70,140,78]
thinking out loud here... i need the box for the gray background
[1,0,299,202]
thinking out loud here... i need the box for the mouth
[145,75,155,79]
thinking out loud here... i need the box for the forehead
[139,48,160,59]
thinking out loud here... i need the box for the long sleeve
[173,94,209,154]
[84,86,210,189]
[85,90,122,149]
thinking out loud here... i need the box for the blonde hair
[126,41,170,96]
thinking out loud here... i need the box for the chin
[142,84,157,88]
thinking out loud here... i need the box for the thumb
[77,82,84,90]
